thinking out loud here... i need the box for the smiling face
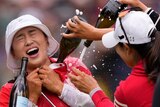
[11,26,51,72]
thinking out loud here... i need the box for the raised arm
[118,0,160,30]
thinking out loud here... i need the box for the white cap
[5,14,59,71]
[102,11,156,48]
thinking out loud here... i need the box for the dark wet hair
[145,31,160,82]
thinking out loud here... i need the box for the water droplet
[61,24,67,29]
[108,16,111,21]
[75,9,80,15]
[79,11,83,15]
[92,64,97,70]
[79,47,87,61]
[68,63,72,67]
[101,18,104,21]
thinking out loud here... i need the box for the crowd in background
[0,0,160,100]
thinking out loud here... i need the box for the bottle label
[17,96,28,107]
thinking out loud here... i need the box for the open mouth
[26,48,39,56]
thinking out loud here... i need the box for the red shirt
[92,60,155,107]
[0,57,91,107]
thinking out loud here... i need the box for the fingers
[62,33,76,38]
[66,16,82,31]
[73,16,81,24]
[38,65,52,82]
[27,68,42,94]
[68,72,78,81]
[68,67,87,82]
[72,67,86,77]
[27,68,40,80]
[38,65,52,74]
[67,18,76,29]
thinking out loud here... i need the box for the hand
[38,65,64,96]
[62,16,114,40]
[62,16,99,40]
[118,0,148,11]
[27,68,42,104]
[68,67,99,94]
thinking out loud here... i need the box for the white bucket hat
[5,14,59,72]
[102,11,156,48]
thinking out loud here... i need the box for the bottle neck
[19,57,28,77]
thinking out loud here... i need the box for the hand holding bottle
[63,0,127,47]
[63,16,113,40]
[64,16,97,40]
[118,0,148,11]
[57,16,88,63]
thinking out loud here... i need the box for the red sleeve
[0,83,13,107]
[114,81,127,107]
[92,90,114,107]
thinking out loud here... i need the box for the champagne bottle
[84,0,127,47]
[9,57,28,107]
[56,17,87,63]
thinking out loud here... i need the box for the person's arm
[68,67,114,107]
[38,57,95,107]
[58,57,95,107]
[118,0,147,11]
[90,87,114,107]
[62,16,113,40]
[59,83,95,107]
[118,0,160,31]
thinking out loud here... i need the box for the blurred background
[0,0,159,100]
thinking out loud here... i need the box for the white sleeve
[59,83,95,107]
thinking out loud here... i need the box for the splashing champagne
[84,0,127,47]
[57,17,87,63]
